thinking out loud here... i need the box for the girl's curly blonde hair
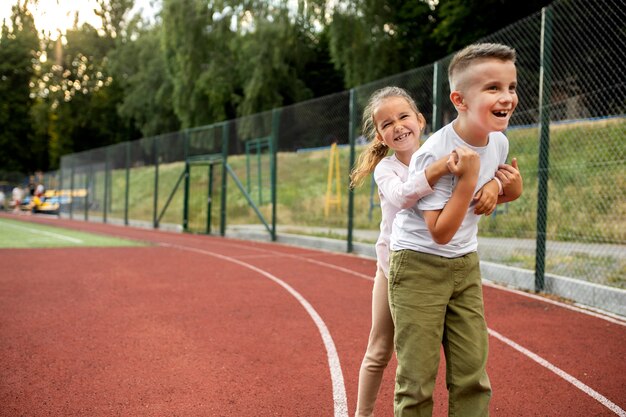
[349,86,424,188]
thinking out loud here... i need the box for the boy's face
[373,97,424,154]
[453,58,518,135]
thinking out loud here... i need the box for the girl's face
[373,96,424,155]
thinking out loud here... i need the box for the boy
[388,43,523,417]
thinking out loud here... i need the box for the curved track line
[489,329,626,416]
[229,245,624,414]
[157,237,623,415]
[159,242,349,417]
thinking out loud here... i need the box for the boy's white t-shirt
[390,122,509,258]
[373,154,433,277]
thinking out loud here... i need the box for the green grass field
[0,217,148,249]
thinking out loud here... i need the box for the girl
[350,86,497,417]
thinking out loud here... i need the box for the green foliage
[110,23,180,137]
[431,0,553,54]
[0,2,39,173]
[0,0,602,176]
[329,0,438,87]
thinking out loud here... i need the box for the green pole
[182,130,189,232]
[183,162,190,232]
[208,163,214,234]
[220,122,229,236]
[153,139,159,229]
[58,163,64,216]
[535,6,553,292]
[257,140,262,204]
[70,160,75,219]
[103,149,109,224]
[125,141,130,226]
[246,141,251,195]
[347,88,357,253]
[85,162,91,221]
[432,60,445,132]
[271,109,280,241]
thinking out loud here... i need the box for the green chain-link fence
[53,0,625,315]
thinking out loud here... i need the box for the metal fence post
[220,122,229,236]
[432,60,444,132]
[85,161,91,221]
[103,148,109,223]
[271,108,281,242]
[153,139,159,228]
[347,88,357,253]
[183,161,190,232]
[182,130,189,232]
[535,6,553,293]
[124,141,130,226]
[70,159,75,220]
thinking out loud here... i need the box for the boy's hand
[474,180,499,215]
[496,158,523,200]
[447,147,480,177]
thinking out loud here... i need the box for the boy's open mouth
[493,110,509,118]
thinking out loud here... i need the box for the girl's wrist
[494,178,504,195]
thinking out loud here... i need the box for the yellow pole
[325,143,342,217]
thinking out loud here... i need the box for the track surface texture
[1,214,624,417]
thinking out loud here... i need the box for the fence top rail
[187,153,224,165]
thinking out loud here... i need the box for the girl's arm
[473,179,499,215]
[374,155,451,210]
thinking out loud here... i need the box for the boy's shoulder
[488,131,510,151]
[417,123,457,156]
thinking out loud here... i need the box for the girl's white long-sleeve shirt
[373,153,434,277]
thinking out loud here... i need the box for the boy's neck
[451,118,490,147]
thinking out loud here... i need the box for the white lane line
[489,328,626,416]
[160,242,348,417]
[242,247,625,415]
[1,220,83,243]
[154,238,624,415]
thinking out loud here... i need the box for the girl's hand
[496,158,523,199]
[473,180,499,215]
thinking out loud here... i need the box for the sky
[0,0,158,36]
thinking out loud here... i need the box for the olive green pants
[388,250,491,417]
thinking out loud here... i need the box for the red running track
[1,214,624,416]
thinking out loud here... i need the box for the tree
[161,0,219,128]
[431,0,553,55]
[328,0,436,87]
[0,1,39,173]
[33,0,142,168]
[111,23,180,137]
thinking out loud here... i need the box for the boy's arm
[423,149,479,245]
[496,158,523,203]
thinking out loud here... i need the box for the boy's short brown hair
[448,43,516,91]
